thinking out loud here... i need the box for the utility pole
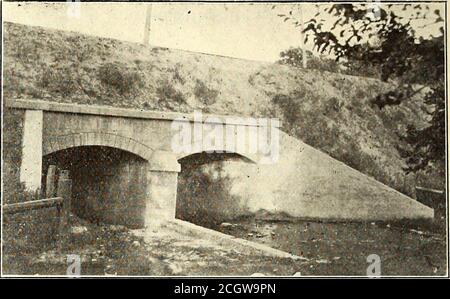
[299,4,307,69]
[143,3,152,46]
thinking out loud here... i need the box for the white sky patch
[3,2,444,62]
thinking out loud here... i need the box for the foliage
[98,62,143,95]
[38,65,81,97]
[278,3,445,172]
[278,47,380,77]
[13,39,41,64]
[194,79,219,106]
[278,48,340,73]
[397,82,445,171]
[156,79,186,105]
[2,109,52,255]
[3,208,59,255]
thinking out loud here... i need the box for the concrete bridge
[6,99,279,228]
[6,99,433,226]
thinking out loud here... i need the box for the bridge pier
[144,151,181,229]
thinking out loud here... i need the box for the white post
[20,110,43,192]
[143,4,152,46]
[299,5,307,69]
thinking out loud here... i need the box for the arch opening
[43,146,148,228]
[176,152,257,229]
[43,132,153,161]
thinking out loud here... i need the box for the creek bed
[210,218,447,276]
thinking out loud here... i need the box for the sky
[3,2,445,62]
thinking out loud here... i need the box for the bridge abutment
[20,109,43,192]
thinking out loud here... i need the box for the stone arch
[176,145,259,164]
[175,150,258,227]
[177,150,258,164]
[43,132,153,161]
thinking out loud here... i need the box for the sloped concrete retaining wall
[177,131,433,222]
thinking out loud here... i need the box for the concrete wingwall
[177,131,434,222]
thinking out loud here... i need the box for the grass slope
[3,22,442,195]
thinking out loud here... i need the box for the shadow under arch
[176,149,258,165]
[176,151,256,228]
[43,132,153,161]
[42,145,149,228]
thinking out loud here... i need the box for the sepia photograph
[1,0,448,282]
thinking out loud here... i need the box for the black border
[0,0,448,285]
